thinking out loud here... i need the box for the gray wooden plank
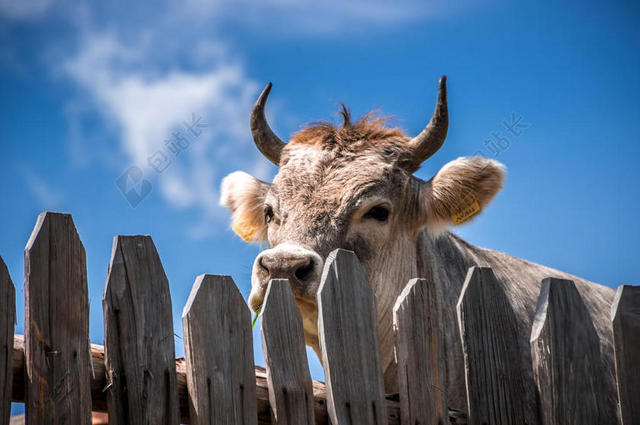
[393,278,449,425]
[456,266,529,425]
[260,279,315,425]
[530,277,615,425]
[182,274,257,425]
[24,212,92,425]
[102,235,179,425]
[0,257,15,425]
[317,249,387,425]
[611,284,640,425]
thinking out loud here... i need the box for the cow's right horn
[406,76,449,171]
[251,82,286,166]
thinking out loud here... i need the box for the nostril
[295,260,314,282]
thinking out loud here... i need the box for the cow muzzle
[249,243,323,312]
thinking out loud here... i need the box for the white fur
[219,171,263,208]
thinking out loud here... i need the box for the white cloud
[64,33,263,238]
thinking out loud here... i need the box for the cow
[220,77,618,422]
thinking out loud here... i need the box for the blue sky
[1,0,639,407]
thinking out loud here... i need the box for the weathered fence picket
[260,279,315,425]
[103,235,180,425]
[182,274,257,425]
[24,212,92,425]
[0,257,15,425]
[2,211,638,425]
[456,266,530,425]
[317,249,388,425]
[530,277,614,425]
[393,278,449,425]
[611,284,640,425]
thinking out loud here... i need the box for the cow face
[220,78,505,355]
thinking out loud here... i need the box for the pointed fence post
[260,279,315,425]
[530,277,616,425]
[24,212,92,425]
[393,278,449,425]
[182,274,257,425]
[611,284,640,425]
[456,266,530,425]
[103,235,179,425]
[0,257,15,425]
[317,249,387,425]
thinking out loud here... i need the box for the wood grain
[10,334,402,424]
[102,235,179,425]
[456,266,529,425]
[261,279,315,425]
[24,212,92,425]
[0,257,15,425]
[317,249,387,425]
[530,277,615,425]
[393,278,449,425]
[611,284,640,425]
[182,274,257,425]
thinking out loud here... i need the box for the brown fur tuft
[291,107,408,150]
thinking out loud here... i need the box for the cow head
[220,77,505,378]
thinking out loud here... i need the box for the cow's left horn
[407,76,448,169]
[251,82,286,165]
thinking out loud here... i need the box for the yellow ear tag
[232,217,261,242]
[450,194,481,225]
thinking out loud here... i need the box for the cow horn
[407,75,448,168]
[251,82,286,165]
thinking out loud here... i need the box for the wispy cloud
[63,33,266,237]
[66,35,255,165]
[22,168,65,209]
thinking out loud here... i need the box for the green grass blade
[252,305,262,329]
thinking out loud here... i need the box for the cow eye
[264,205,274,223]
[363,205,389,222]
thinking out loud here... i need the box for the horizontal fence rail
[9,334,383,424]
[0,211,637,425]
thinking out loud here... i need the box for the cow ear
[220,171,270,242]
[419,157,505,233]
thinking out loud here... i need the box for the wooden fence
[0,211,638,425]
